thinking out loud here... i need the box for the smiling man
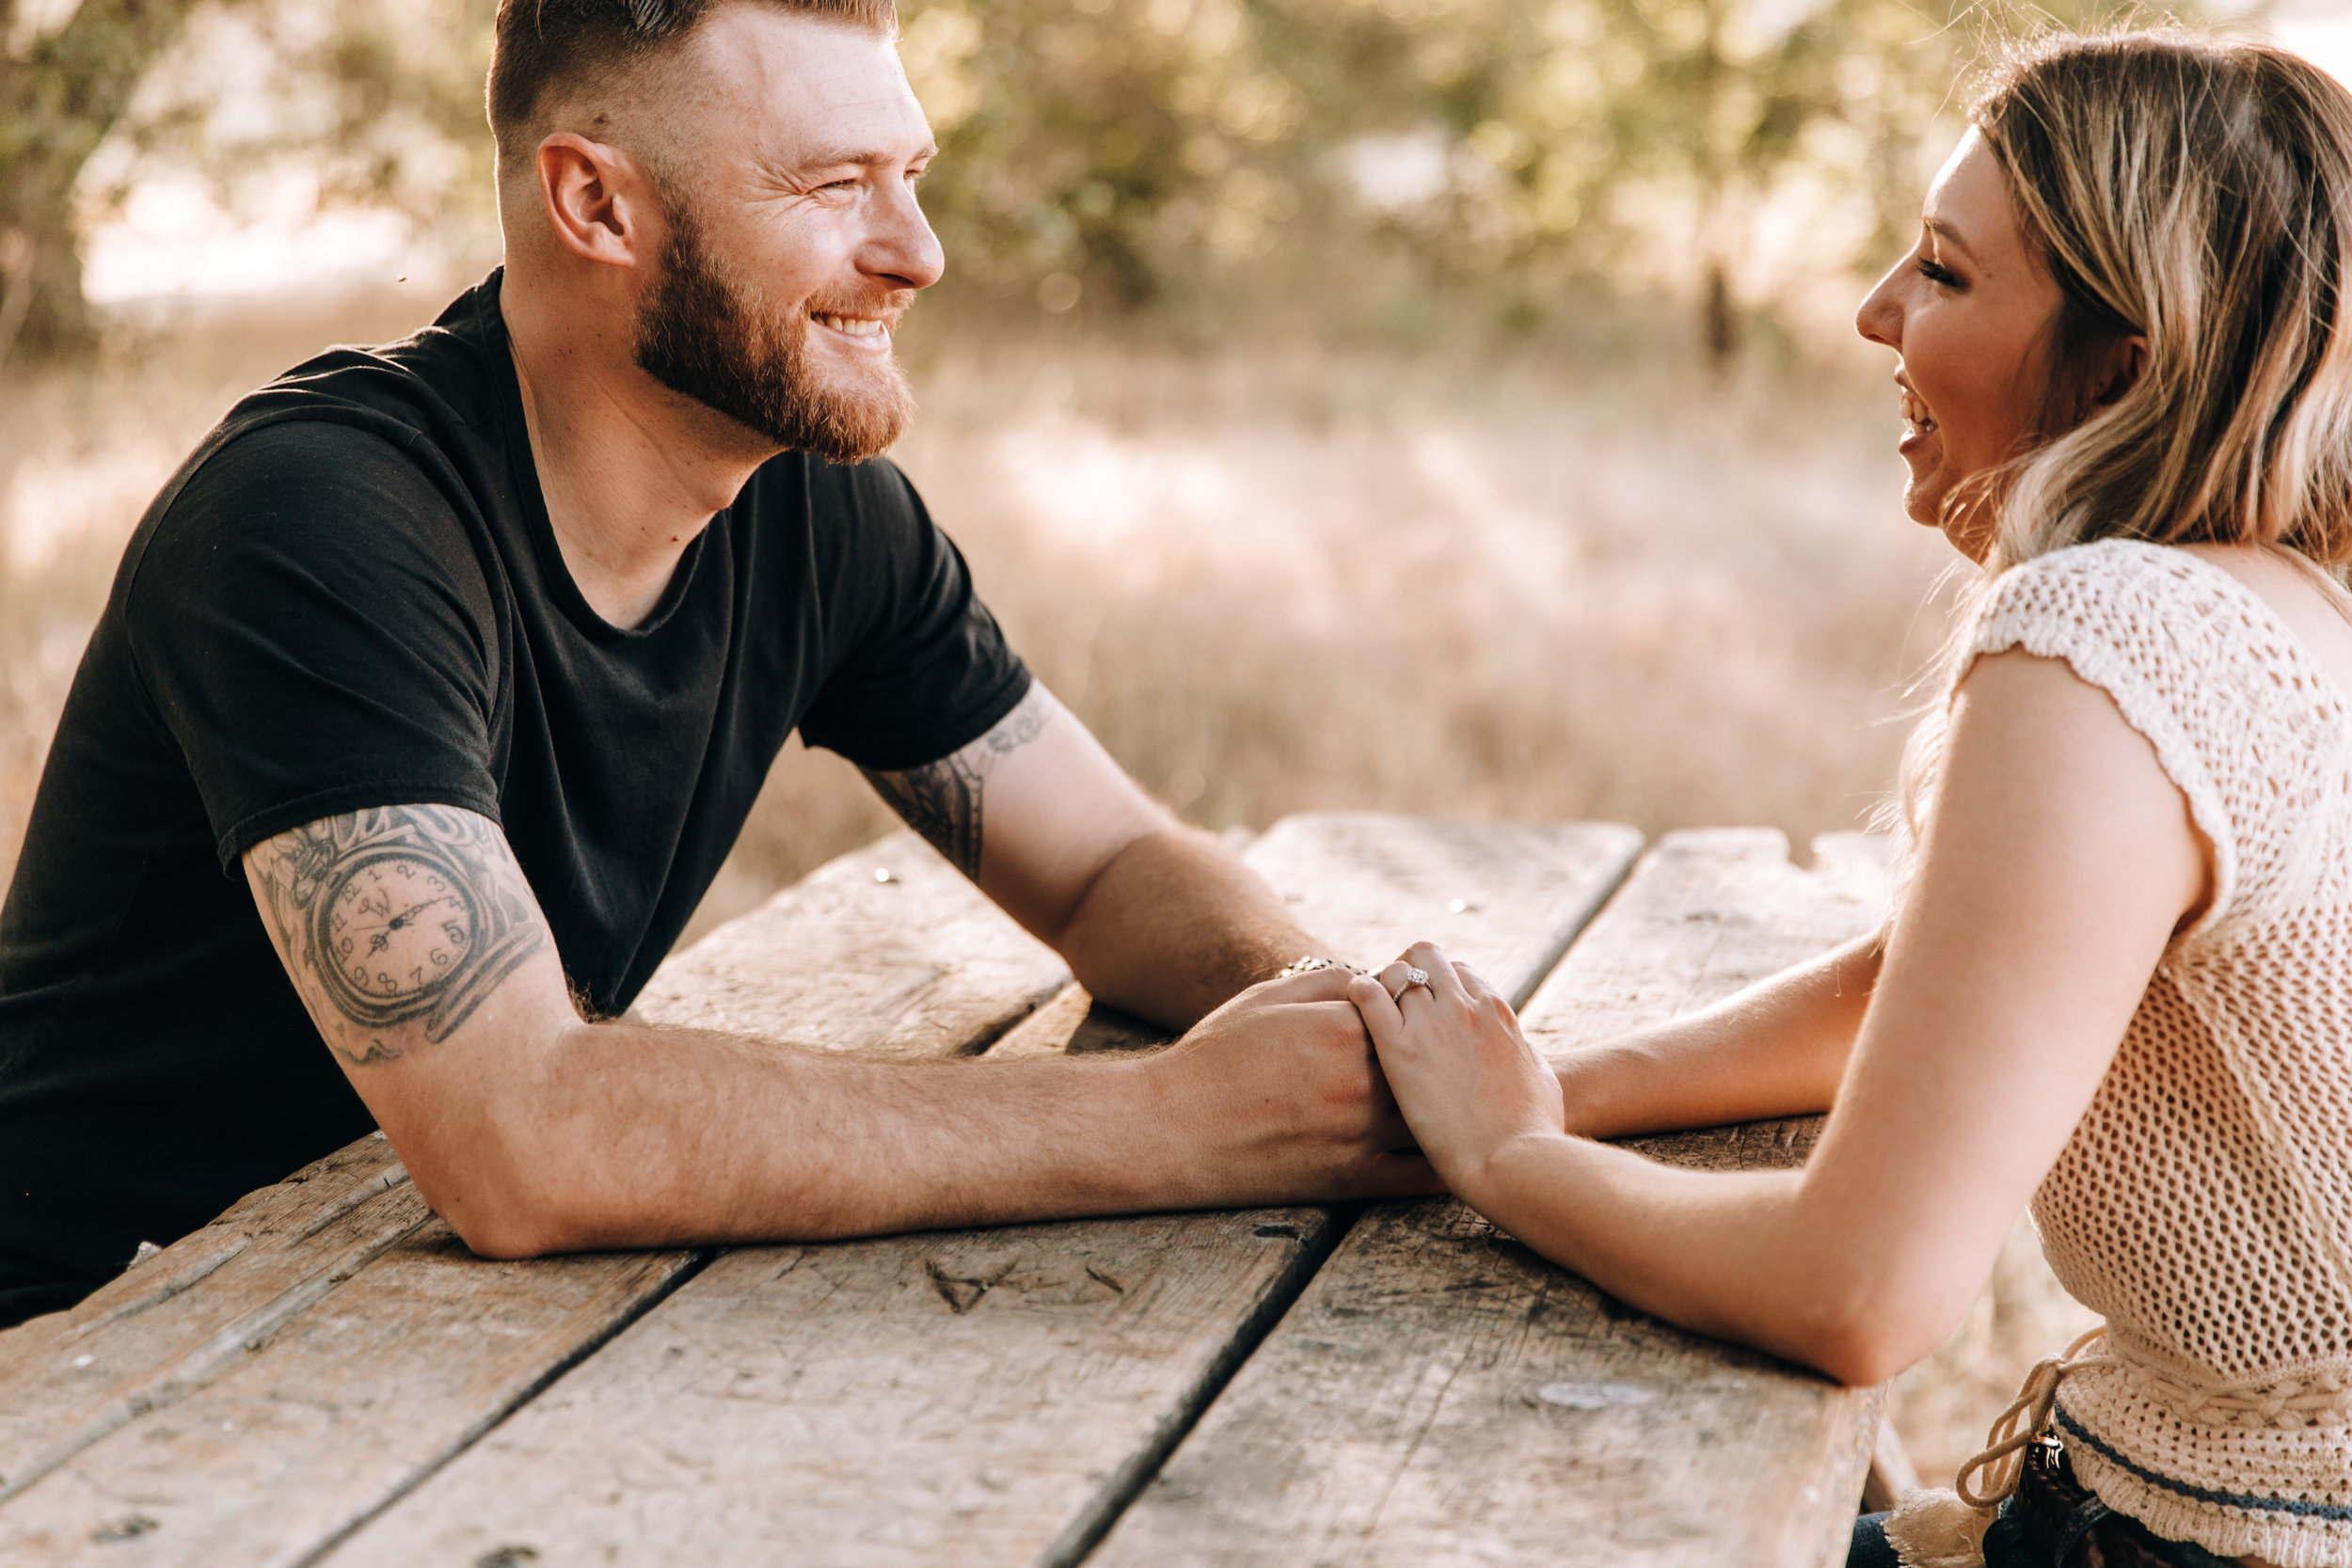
[0,0,1432,1329]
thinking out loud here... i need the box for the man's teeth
[813,313,885,337]
[1899,390,1938,434]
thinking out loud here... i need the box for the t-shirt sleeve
[1963,541,2263,935]
[126,418,504,872]
[793,461,1032,772]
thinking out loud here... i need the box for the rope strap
[1955,1327,2113,1508]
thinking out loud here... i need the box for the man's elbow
[440,1193,575,1260]
[396,1122,593,1260]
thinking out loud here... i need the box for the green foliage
[894,0,2211,343]
[2,0,217,359]
[73,0,500,243]
[13,0,2215,358]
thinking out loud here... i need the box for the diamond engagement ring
[1391,966,1431,1001]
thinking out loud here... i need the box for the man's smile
[812,310,892,350]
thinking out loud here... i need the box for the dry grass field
[0,284,2088,1493]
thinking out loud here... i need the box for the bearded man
[0,0,1433,1330]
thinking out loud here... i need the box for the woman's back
[1969,539,2352,1559]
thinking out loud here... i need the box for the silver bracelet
[1276,955,1371,980]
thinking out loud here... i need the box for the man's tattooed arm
[862,683,1055,879]
[245,803,548,1067]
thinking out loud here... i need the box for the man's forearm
[420,969,1428,1258]
[246,800,1422,1259]
[1045,826,1330,1031]
[444,1022,1177,1254]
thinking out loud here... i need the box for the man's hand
[1140,967,1440,1208]
[864,683,1326,1029]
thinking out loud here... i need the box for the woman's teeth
[813,313,885,338]
[1899,390,1938,435]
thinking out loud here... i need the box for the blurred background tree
[1,0,490,363]
[2,0,213,361]
[2,0,2207,369]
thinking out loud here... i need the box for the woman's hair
[1964,29,2352,570]
[1889,29,2352,855]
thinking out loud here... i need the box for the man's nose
[866,182,946,293]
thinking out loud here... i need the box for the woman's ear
[2089,334,2149,409]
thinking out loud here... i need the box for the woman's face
[1855,129,2066,559]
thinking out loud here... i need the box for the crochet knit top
[1961,539,2352,1566]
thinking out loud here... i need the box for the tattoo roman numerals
[252,804,547,1063]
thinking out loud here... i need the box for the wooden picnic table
[0,813,1899,1566]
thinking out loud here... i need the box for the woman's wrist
[1551,1045,1640,1141]
[1452,1125,1579,1223]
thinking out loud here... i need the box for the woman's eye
[1915,256,1963,288]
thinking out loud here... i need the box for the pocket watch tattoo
[254,804,545,1056]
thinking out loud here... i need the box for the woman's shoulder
[1985,535,2225,606]
[1969,538,2352,933]
[1970,538,2297,676]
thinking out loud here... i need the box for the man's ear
[535,133,660,270]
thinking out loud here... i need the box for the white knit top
[1958,540,2352,1565]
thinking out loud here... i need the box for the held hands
[1346,942,1566,1196]
[1151,966,1441,1206]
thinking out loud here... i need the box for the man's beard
[633,210,915,466]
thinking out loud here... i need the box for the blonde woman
[1347,32,2352,1568]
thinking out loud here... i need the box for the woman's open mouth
[1899,389,1939,437]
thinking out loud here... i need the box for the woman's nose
[1855,263,1904,351]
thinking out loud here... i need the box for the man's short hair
[487,0,900,160]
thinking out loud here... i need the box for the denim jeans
[1850,1499,2244,1568]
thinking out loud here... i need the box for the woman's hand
[1346,942,1565,1196]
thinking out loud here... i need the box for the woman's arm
[1549,930,1883,1140]
[1355,649,2206,1385]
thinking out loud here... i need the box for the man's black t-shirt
[0,274,1030,1327]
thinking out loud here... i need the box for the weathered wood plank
[1246,813,1645,995]
[630,829,1070,1060]
[1092,829,1893,1568]
[0,1232,697,1567]
[315,816,1644,1568]
[0,829,1073,1563]
[989,813,1646,1061]
[325,1208,1348,1568]
[0,1136,419,1510]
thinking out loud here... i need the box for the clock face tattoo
[256,804,548,1053]
[320,852,479,1011]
